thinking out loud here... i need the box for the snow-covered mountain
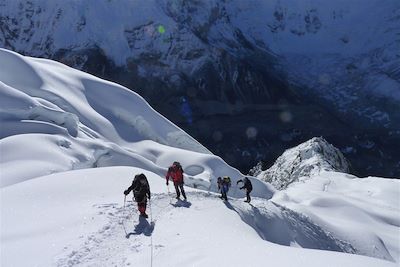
[254,137,349,190]
[1,0,399,177]
[0,48,273,199]
[1,49,399,266]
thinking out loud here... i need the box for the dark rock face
[1,0,399,177]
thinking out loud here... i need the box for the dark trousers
[221,185,229,201]
[245,189,252,202]
[174,182,186,199]
[138,202,147,214]
[135,195,147,214]
[221,191,228,201]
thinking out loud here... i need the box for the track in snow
[54,191,355,267]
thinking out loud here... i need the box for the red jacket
[166,165,184,184]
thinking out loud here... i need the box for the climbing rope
[122,187,171,267]
[150,184,174,209]
[149,198,154,267]
[121,195,129,237]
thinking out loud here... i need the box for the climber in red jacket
[166,161,187,200]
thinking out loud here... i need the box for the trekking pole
[122,195,128,237]
[149,198,153,222]
[167,183,171,197]
[167,183,172,203]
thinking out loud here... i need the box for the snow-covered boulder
[257,137,350,190]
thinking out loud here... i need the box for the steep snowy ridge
[0,48,276,198]
[256,137,349,190]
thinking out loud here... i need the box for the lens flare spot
[319,73,331,85]
[180,96,193,124]
[212,131,223,142]
[279,111,292,123]
[246,127,258,139]
[158,25,166,34]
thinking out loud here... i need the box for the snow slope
[0,48,272,198]
[273,171,400,263]
[1,166,397,267]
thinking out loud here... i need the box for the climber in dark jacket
[237,177,253,203]
[124,173,151,218]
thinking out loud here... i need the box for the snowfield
[273,171,400,263]
[1,167,398,267]
[1,49,399,266]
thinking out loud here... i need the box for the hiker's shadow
[126,216,155,238]
[171,200,192,208]
[223,200,235,211]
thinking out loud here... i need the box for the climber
[217,177,223,198]
[166,161,187,200]
[218,176,231,201]
[124,173,151,218]
[237,177,253,203]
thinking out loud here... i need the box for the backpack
[133,174,149,196]
[223,176,231,186]
[173,162,183,176]
[173,162,182,170]
[167,162,184,183]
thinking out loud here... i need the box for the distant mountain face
[1,0,399,177]
[253,137,350,190]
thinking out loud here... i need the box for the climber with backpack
[124,173,151,218]
[166,161,187,200]
[217,177,223,197]
[237,177,253,203]
[218,176,231,201]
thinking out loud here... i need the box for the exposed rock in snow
[257,137,350,190]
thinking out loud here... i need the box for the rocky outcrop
[257,137,350,190]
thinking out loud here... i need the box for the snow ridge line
[227,198,356,255]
